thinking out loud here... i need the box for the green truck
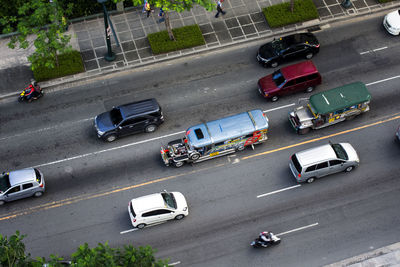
[289,82,371,134]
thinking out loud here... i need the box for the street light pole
[97,0,115,61]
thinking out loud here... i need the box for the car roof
[131,193,166,214]
[118,98,160,119]
[9,168,36,187]
[282,33,319,45]
[186,110,269,148]
[309,82,371,115]
[281,61,318,79]
[296,144,337,166]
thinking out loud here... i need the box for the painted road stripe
[257,185,301,198]
[366,75,400,86]
[169,261,181,266]
[120,228,138,234]
[263,103,295,113]
[277,222,319,236]
[360,46,387,55]
[1,114,399,221]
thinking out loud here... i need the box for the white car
[128,191,189,229]
[383,10,400,35]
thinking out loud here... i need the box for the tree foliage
[114,0,215,40]
[0,0,74,71]
[0,231,29,267]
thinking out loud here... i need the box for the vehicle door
[141,210,162,225]
[314,161,330,177]
[294,75,309,93]
[118,117,149,136]
[20,183,35,198]
[281,46,299,61]
[3,185,23,202]
[281,79,296,95]
[155,209,175,222]
[329,159,346,173]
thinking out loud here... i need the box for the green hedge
[263,0,319,28]
[33,50,84,81]
[148,25,205,55]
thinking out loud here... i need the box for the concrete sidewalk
[0,0,399,97]
[325,242,400,266]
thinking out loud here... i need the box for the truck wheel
[189,153,200,161]
[174,161,184,168]
[306,86,314,93]
[298,128,310,135]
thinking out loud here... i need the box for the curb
[1,3,399,101]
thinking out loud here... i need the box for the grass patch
[33,50,84,81]
[148,24,205,55]
[263,0,319,28]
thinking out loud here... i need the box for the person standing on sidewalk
[215,0,226,18]
[145,2,152,17]
[158,7,165,23]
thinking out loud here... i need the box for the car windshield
[161,192,177,209]
[0,173,10,193]
[272,70,286,88]
[110,108,123,125]
[331,144,348,160]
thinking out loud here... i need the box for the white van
[289,143,359,183]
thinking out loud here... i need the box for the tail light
[298,174,301,178]
[314,44,320,48]
[39,183,44,188]
[132,219,136,223]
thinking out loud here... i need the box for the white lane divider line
[33,130,185,168]
[360,46,388,55]
[277,222,319,236]
[169,261,181,266]
[263,103,295,113]
[257,185,301,198]
[373,46,388,52]
[366,75,400,86]
[120,228,138,234]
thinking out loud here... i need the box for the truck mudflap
[160,147,170,166]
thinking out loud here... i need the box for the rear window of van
[291,154,302,173]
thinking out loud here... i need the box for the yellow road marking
[1,114,399,222]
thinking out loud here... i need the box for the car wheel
[270,61,278,68]
[271,96,279,102]
[34,191,43,197]
[105,134,117,142]
[306,86,314,93]
[345,166,354,172]
[305,52,313,59]
[237,145,245,151]
[298,128,310,135]
[175,214,185,220]
[189,152,200,161]
[174,161,184,168]
[0,200,5,205]
[306,177,315,183]
[137,223,146,229]
[145,124,157,133]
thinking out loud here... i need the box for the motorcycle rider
[25,80,41,101]
[259,231,273,247]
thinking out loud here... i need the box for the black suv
[94,98,164,142]
[256,33,320,68]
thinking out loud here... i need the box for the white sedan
[383,10,400,35]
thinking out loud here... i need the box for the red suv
[258,61,321,102]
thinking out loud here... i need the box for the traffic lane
[2,59,400,171]
[1,112,399,261]
[0,83,398,215]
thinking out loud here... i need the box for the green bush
[263,0,319,28]
[33,50,84,81]
[148,25,205,55]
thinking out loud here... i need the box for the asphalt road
[0,13,399,267]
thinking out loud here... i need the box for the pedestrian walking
[142,0,148,13]
[215,0,226,18]
[145,2,152,17]
[158,7,165,23]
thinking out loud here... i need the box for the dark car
[94,98,164,142]
[258,61,322,102]
[256,33,320,68]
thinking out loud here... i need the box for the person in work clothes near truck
[215,0,226,18]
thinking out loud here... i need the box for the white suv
[128,191,189,229]
[383,10,400,35]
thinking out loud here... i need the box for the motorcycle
[18,80,43,103]
[251,232,281,248]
